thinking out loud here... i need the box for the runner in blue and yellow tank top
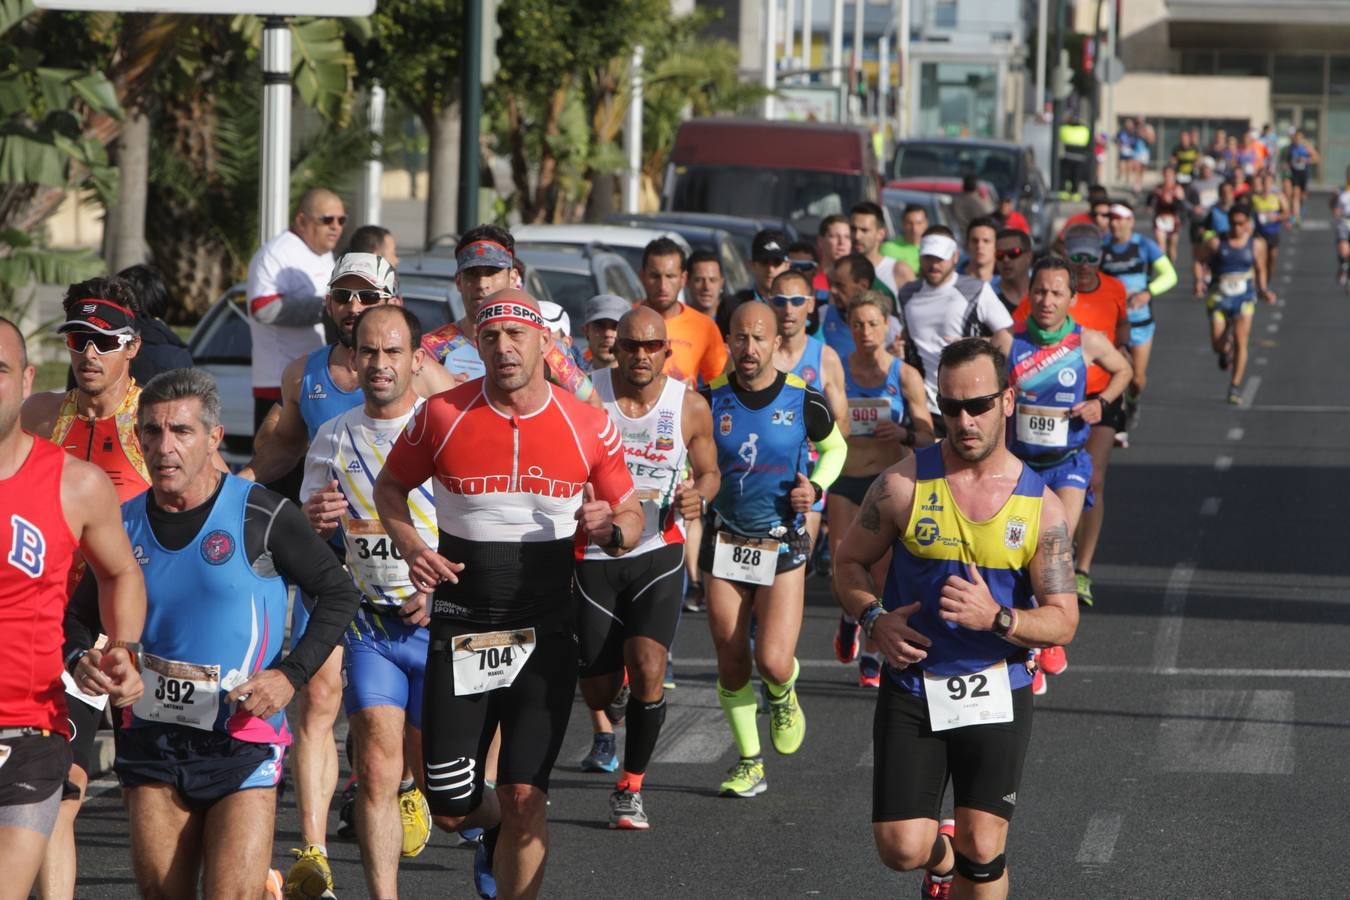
[831,337,1079,899]
[700,301,846,800]
[1194,203,1273,405]
[1007,259,1132,690]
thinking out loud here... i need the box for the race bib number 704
[451,628,537,696]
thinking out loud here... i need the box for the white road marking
[1226,427,1244,441]
[1271,311,1283,321]
[1075,812,1124,865]
[1266,323,1279,333]
[1152,562,1195,675]
[1256,356,1268,366]
[1199,497,1221,516]
[1246,404,1350,413]
[1157,689,1295,775]
[1300,219,1329,231]
[1239,375,1262,407]
[1075,665,1350,679]
[1213,455,1233,471]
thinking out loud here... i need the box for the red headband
[476,300,546,331]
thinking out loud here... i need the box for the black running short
[575,543,685,678]
[114,725,284,808]
[1290,169,1309,191]
[65,693,104,779]
[1261,230,1280,249]
[828,473,875,507]
[0,731,71,809]
[697,524,811,583]
[871,674,1034,823]
[421,620,578,818]
[1089,392,1126,433]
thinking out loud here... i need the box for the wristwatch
[605,523,625,551]
[810,481,824,503]
[992,607,1015,637]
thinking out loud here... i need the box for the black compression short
[871,675,1034,823]
[65,694,104,780]
[828,473,876,507]
[575,543,685,678]
[431,534,577,629]
[697,524,811,583]
[421,620,578,817]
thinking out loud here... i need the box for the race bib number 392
[923,661,1014,731]
[132,653,221,731]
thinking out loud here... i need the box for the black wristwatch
[992,607,1015,637]
[605,523,625,551]
[810,481,824,503]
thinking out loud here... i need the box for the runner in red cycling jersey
[375,288,642,900]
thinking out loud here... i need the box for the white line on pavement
[1245,404,1350,413]
[1272,311,1283,321]
[1266,323,1279,333]
[1151,562,1195,675]
[1075,812,1124,865]
[1256,357,1268,366]
[1226,427,1244,441]
[1157,689,1295,775]
[1239,376,1262,407]
[1074,665,1350,678]
[1199,497,1221,516]
[1213,455,1233,471]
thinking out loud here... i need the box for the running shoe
[399,784,432,858]
[1032,665,1047,696]
[920,820,957,898]
[1040,645,1068,676]
[858,654,882,688]
[336,779,358,840]
[682,580,705,612]
[719,757,767,798]
[284,844,336,900]
[1075,570,1094,607]
[264,869,285,900]
[608,788,651,830]
[1113,430,1129,449]
[663,658,677,690]
[606,679,631,726]
[456,826,485,848]
[768,687,805,755]
[1227,386,1242,405]
[474,838,497,899]
[581,732,619,772]
[834,615,861,663]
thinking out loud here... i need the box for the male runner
[0,318,145,900]
[63,369,361,900]
[833,337,1079,900]
[1100,202,1177,443]
[1331,168,1350,286]
[1170,130,1200,184]
[300,305,442,898]
[1250,171,1289,277]
[1006,259,1131,691]
[822,255,905,359]
[880,204,928,275]
[575,307,719,829]
[724,229,793,336]
[701,302,847,798]
[851,201,911,296]
[958,217,998,285]
[993,229,1033,313]
[639,238,726,387]
[1194,203,1274,404]
[1186,158,1225,248]
[816,214,857,305]
[1285,130,1319,228]
[685,251,725,320]
[581,294,631,372]
[374,289,642,900]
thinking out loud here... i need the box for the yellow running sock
[763,658,801,701]
[717,679,760,758]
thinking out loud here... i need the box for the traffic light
[1053,48,1074,99]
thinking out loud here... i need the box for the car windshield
[893,145,1018,198]
[533,269,595,326]
[669,164,858,233]
[189,292,250,363]
[399,274,465,322]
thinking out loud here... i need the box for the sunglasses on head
[617,338,667,354]
[1067,251,1102,264]
[315,215,347,226]
[936,391,1002,419]
[994,247,1027,261]
[769,294,812,307]
[329,288,391,306]
[65,331,133,355]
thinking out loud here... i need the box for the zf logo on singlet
[914,516,940,547]
[8,514,46,578]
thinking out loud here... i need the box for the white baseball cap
[539,300,570,337]
[329,252,399,295]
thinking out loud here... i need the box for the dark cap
[751,229,791,263]
[58,298,138,336]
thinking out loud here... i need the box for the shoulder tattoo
[1038,521,1075,596]
[858,476,891,533]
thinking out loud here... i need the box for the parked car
[890,138,1054,249]
[512,224,691,286]
[604,213,753,294]
[515,246,643,351]
[662,117,880,235]
[606,211,796,269]
[882,178,993,240]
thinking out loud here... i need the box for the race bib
[1015,403,1070,448]
[924,660,1014,731]
[711,531,780,586]
[344,517,410,591]
[1257,212,1272,225]
[1219,273,1250,298]
[61,669,110,712]
[132,653,220,731]
[1155,213,1176,233]
[451,628,536,696]
[848,398,891,437]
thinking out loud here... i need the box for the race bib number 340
[923,661,1014,731]
[451,628,536,696]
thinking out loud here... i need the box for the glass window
[1273,55,1324,95]
[1331,57,1350,96]
[1179,51,1214,75]
[934,0,957,29]
[1215,52,1268,78]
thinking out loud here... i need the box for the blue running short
[342,606,430,730]
[115,724,284,807]
[1029,449,1093,507]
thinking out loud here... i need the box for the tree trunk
[106,110,150,273]
[424,97,460,248]
[583,170,616,222]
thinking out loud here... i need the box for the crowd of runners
[0,130,1329,898]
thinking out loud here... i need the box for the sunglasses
[328,288,391,306]
[994,247,1027,261]
[788,259,817,272]
[1067,252,1102,264]
[315,215,347,226]
[936,391,1003,419]
[1092,210,1111,218]
[769,294,812,307]
[65,331,133,355]
[617,338,668,354]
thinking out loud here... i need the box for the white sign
[36,0,374,13]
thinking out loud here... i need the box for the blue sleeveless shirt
[1007,322,1090,459]
[299,345,361,440]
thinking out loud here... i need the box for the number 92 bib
[922,660,1014,731]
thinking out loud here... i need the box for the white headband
[919,234,959,259]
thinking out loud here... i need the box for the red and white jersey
[385,379,635,545]
[0,436,79,735]
[246,230,332,391]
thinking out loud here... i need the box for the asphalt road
[65,200,1350,898]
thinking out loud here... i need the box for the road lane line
[1266,323,1279,333]
[1199,497,1221,516]
[1246,405,1350,413]
[1239,375,1262,407]
[1226,427,1244,441]
[1073,665,1350,678]
[1213,456,1232,471]
[1272,311,1283,321]
[1256,357,1268,366]
[1075,813,1124,865]
[1151,562,1195,675]
[1157,689,1294,775]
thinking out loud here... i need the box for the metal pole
[458,0,483,231]
[763,0,777,119]
[801,0,813,82]
[624,45,643,213]
[362,82,386,227]
[852,0,864,121]
[259,17,291,245]
[1049,0,1065,193]
[878,34,889,130]
[783,0,795,77]
[830,0,843,87]
[1103,0,1116,182]
[897,0,909,139]
[1035,0,1048,119]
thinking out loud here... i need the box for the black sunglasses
[316,215,347,226]
[769,294,812,307]
[617,338,668,354]
[937,391,1003,419]
[329,288,391,306]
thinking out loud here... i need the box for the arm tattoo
[1038,522,1075,595]
[858,477,890,533]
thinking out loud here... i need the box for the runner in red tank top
[0,317,144,897]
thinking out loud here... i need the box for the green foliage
[231,15,358,125]
[350,0,463,121]
[0,227,103,321]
